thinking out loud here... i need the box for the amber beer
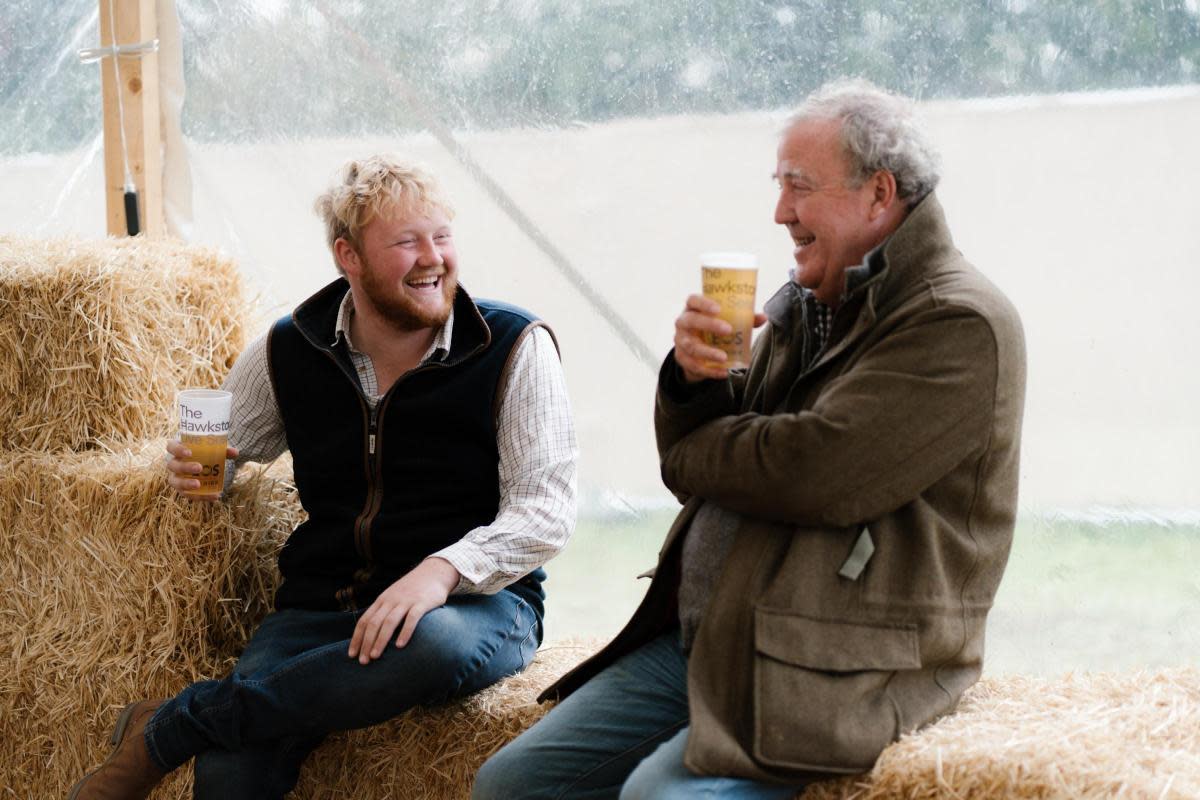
[177,389,232,499]
[700,252,758,369]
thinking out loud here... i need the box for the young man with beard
[68,155,578,800]
[474,80,1024,798]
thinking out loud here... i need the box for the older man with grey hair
[474,79,1026,799]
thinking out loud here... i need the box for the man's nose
[417,239,444,266]
[774,192,795,225]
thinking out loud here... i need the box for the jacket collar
[764,192,954,330]
[291,277,492,365]
[846,192,956,315]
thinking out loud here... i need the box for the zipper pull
[369,432,376,455]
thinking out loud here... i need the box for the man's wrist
[662,350,718,402]
[419,556,462,594]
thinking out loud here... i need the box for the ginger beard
[357,251,458,332]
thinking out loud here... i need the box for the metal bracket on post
[78,39,160,63]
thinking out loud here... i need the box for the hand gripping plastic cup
[177,389,232,499]
[700,252,759,369]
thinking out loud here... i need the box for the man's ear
[868,170,899,221]
[333,237,362,276]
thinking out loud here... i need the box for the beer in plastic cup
[700,252,758,369]
[177,389,232,499]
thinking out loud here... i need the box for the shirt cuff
[221,458,238,496]
[429,539,500,595]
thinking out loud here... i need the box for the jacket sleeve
[653,349,744,461]
[658,305,1000,528]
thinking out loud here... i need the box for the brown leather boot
[67,699,169,799]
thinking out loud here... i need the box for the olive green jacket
[541,194,1026,782]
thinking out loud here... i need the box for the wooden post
[99,0,163,237]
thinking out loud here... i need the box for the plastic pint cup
[700,252,758,369]
[177,389,232,498]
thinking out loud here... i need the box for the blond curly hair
[314,155,455,273]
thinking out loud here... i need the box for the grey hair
[787,78,941,205]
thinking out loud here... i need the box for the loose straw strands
[800,668,1200,800]
[0,236,251,452]
[0,446,301,799]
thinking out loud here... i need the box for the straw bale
[287,640,601,800]
[800,667,1200,800]
[292,662,1197,800]
[0,444,300,798]
[0,235,253,452]
[8,442,1198,800]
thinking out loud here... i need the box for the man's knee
[402,596,536,692]
[617,731,694,800]
[394,605,488,684]
[618,767,696,800]
[409,603,475,651]
[471,740,527,800]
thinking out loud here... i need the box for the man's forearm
[434,455,576,594]
[661,309,999,528]
[653,350,740,461]
[436,326,577,594]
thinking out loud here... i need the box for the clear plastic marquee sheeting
[3,0,1199,670]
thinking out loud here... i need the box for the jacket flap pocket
[755,608,920,672]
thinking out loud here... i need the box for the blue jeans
[143,591,540,800]
[472,629,807,799]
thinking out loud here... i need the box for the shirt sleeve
[219,330,288,492]
[430,326,579,595]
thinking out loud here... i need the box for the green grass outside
[542,510,1200,675]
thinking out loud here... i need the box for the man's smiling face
[773,117,886,307]
[350,206,458,331]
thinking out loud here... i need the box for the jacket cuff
[656,350,738,436]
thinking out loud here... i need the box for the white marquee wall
[4,87,1198,516]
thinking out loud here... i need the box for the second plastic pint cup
[700,252,758,370]
[177,389,232,499]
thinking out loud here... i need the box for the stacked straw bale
[0,235,296,797]
[0,446,302,798]
[0,235,251,451]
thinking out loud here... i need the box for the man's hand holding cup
[168,389,236,502]
[674,252,767,383]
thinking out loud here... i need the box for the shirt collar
[332,289,454,363]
